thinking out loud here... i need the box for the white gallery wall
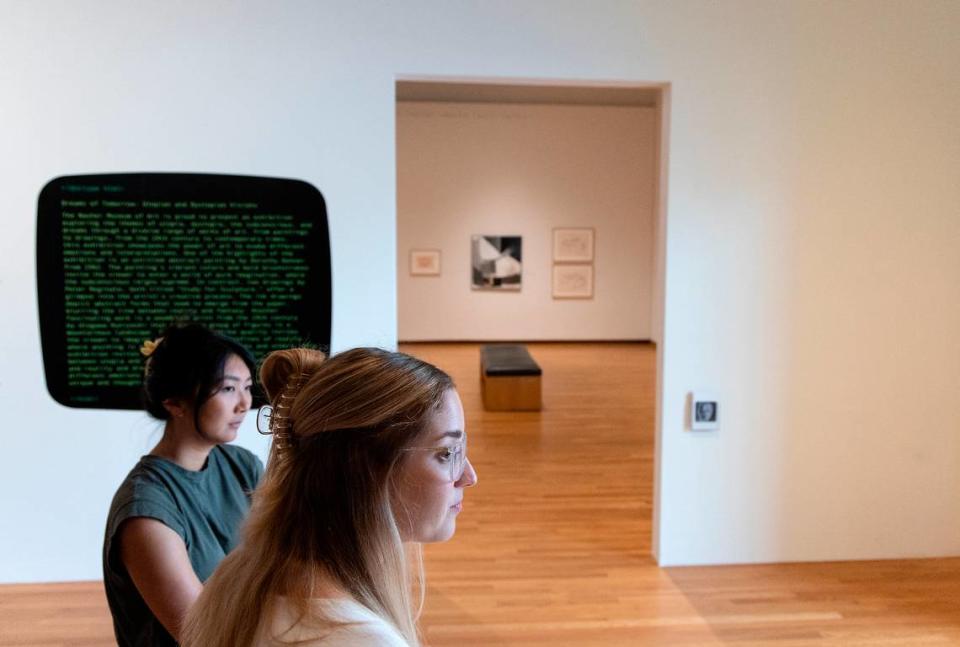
[397,101,656,341]
[1,1,958,582]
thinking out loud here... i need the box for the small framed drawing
[409,249,441,276]
[552,264,593,299]
[553,227,594,263]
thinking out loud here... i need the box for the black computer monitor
[37,173,331,409]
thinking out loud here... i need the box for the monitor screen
[37,173,331,409]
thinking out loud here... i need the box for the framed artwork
[689,391,720,431]
[552,264,593,299]
[553,227,594,263]
[471,235,522,290]
[409,249,441,276]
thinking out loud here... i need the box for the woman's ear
[162,398,188,419]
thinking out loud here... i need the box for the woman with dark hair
[182,347,478,647]
[103,323,263,646]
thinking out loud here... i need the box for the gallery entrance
[394,77,669,643]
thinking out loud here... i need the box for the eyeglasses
[256,406,273,435]
[259,405,468,481]
[402,438,468,482]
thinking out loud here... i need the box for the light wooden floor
[3,343,960,645]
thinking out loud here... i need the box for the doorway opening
[394,76,670,562]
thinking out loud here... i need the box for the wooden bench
[480,344,542,411]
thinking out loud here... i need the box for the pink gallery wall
[397,101,657,341]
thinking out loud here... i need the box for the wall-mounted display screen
[37,173,331,409]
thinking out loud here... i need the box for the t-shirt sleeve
[105,484,187,571]
[112,496,186,541]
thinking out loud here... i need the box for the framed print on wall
[552,263,593,299]
[553,227,594,263]
[471,235,522,290]
[409,249,441,276]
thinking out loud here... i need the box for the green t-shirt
[103,443,263,646]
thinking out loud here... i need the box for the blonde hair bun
[259,348,327,404]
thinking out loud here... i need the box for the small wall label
[690,391,719,431]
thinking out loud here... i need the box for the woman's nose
[457,457,478,488]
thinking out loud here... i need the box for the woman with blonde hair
[182,347,478,647]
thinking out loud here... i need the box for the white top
[255,596,411,646]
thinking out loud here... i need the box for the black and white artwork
[695,401,717,423]
[690,391,720,431]
[471,235,522,290]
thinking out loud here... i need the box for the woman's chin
[432,520,457,543]
[208,428,239,445]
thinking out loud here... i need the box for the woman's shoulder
[317,598,409,645]
[261,597,409,647]
[108,457,180,513]
[104,458,190,551]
